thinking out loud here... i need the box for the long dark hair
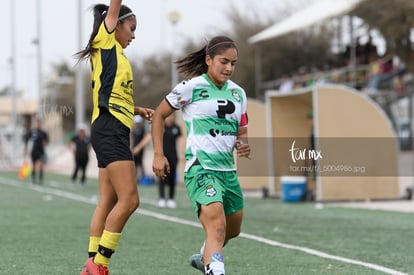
[176,36,237,78]
[74,4,134,62]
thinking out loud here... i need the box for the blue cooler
[140,175,155,186]
[280,176,307,202]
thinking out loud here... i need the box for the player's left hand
[136,107,154,122]
[236,140,251,159]
[152,153,170,179]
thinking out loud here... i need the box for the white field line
[0,177,409,275]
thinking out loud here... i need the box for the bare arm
[151,99,176,178]
[67,139,75,154]
[132,133,152,155]
[105,0,122,33]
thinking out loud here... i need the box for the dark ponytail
[74,4,134,63]
[74,4,108,62]
[176,36,237,78]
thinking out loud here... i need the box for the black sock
[88,252,97,258]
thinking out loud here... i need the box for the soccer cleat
[189,253,204,273]
[80,258,91,275]
[83,257,110,275]
[80,266,89,275]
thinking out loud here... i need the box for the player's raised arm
[105,0,122,32]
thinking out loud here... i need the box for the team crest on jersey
[206,185,217,197]
[231,89,241,102]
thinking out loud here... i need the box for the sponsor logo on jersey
[209,128,237,137]
[199,90,209,99]
[216,100,235,118]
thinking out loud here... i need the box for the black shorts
[31,152,46,163]
[91,109,133,168]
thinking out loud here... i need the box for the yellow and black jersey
[90,22,134,129]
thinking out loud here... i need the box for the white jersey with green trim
[166,74,248,172]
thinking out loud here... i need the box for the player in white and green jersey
[152,36,251,275]
[166,73,247,172]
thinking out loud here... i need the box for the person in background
[132,115,150,183]
[151,35,251,275]
[279,73,294,94]
[24,117,49,185]
[362,35,377,65]
[366,54,394,91]
[74,1,153,274]
[68,124,91,186]
[157,114,182,208]
[307,111,316,181]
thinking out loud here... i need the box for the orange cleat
[82,257,109,275]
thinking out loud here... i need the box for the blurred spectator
[367,54,406,92]
[355,36,365,65]
[341,36,365,65]
[132,115,151,184]
[362,35,377,65]
[279,74,294,93]
[157,114,182,208]
[68,124,91,186]
[24,118,49,185]
[391,57,406,93]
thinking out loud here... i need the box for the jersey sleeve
[92,22,116,49]
[240,88,248,128]
[165,80,193,110]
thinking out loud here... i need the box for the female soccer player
[75,1,153,274]
[151,36,251,275]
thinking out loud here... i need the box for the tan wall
[0,97,38,127]
[315,85,399,200]
[269,90,313,193]
[268,85,400,201]
[237,99,269,190]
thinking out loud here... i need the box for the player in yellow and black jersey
[75,1,153,274]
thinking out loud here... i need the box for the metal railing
[259,64,371,95]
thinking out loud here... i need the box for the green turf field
[0,171,412,275]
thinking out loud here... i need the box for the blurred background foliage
[47,0,414,133]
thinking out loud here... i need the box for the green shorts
[184,164,244,216]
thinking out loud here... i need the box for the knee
[227,228,241,240]
[119,193,139,214]
[129,195,140,212]
[225,222,242,240]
